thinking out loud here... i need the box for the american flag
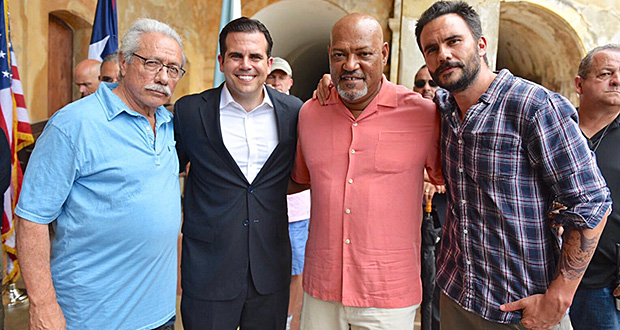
[0,0,34,284]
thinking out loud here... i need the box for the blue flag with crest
[88,0,118,61]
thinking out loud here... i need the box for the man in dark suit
[173,17,303,330]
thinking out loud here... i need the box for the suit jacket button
[243,219,249,227]
[248,187,254,194]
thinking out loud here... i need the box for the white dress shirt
[219,84,278,183]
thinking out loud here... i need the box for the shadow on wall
[496,1,584,105]
[252,0,347,101]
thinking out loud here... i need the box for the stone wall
[8,0,620,122]
[396,0,620,104]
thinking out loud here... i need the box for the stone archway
[497,1,585,104]
[252,0,347,100]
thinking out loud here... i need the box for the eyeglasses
[132,53,186,79]
[414,79,437,88]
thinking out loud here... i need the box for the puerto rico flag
[213,0,242,87]
[88,0,118,61]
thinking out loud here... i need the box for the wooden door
[47,14,73,117]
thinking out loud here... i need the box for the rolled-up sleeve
[526,94,611,229]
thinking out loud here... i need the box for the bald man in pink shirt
[291,13,443,330]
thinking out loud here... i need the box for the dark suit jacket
[0,129,10,223]
[174,85,302,300]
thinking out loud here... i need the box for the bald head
[74,59,101,97]
[331,13,384,45]
[329,13,389,111]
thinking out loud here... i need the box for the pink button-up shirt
[292,77,442,308]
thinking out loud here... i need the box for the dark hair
[578,44,620,78]
[219,17,273,58]
[415,1,487,64]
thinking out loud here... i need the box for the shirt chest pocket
[469,132,522,180]
[374,132,419,173]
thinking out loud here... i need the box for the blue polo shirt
[16,83,181,330]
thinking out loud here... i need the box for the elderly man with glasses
[16,18,185,330]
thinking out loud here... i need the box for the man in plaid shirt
[416,2,612,330]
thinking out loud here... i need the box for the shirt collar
[479,69,513,105]
[325,75,397,109]
[95,82,173,124]
[612,112,620,127]
[220,83,274,111]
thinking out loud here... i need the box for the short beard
[432,51,481,93]
[336,80,368,102]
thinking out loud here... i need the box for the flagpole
[1,0,33,308]
[213,0,242,87]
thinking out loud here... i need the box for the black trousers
[421,193,446,330]
[152,316,175,330]
[181,271,289,330]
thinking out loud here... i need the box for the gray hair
[578,44,620,78]
[119,18,186,66]
[102,53,118,64]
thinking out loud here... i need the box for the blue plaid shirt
[435,69,611,324]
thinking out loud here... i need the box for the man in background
[100,53,119,83]
[570,44,620,330]
[413,64,439,100]
[415,63,444,330]
[266,56,309,330]
[74,58,101,97]
[266,57,295,96]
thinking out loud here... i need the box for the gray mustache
[145,84,171,97]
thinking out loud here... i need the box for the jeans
[570,286,620,330]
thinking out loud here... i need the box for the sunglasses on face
[414,79,438,88]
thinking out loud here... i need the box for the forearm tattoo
[556,228,599,280]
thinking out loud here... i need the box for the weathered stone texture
[10,0,620,121]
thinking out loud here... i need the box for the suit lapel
[199,85,248,183]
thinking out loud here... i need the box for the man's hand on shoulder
[312,74,333,105]
[29,299,67,330]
